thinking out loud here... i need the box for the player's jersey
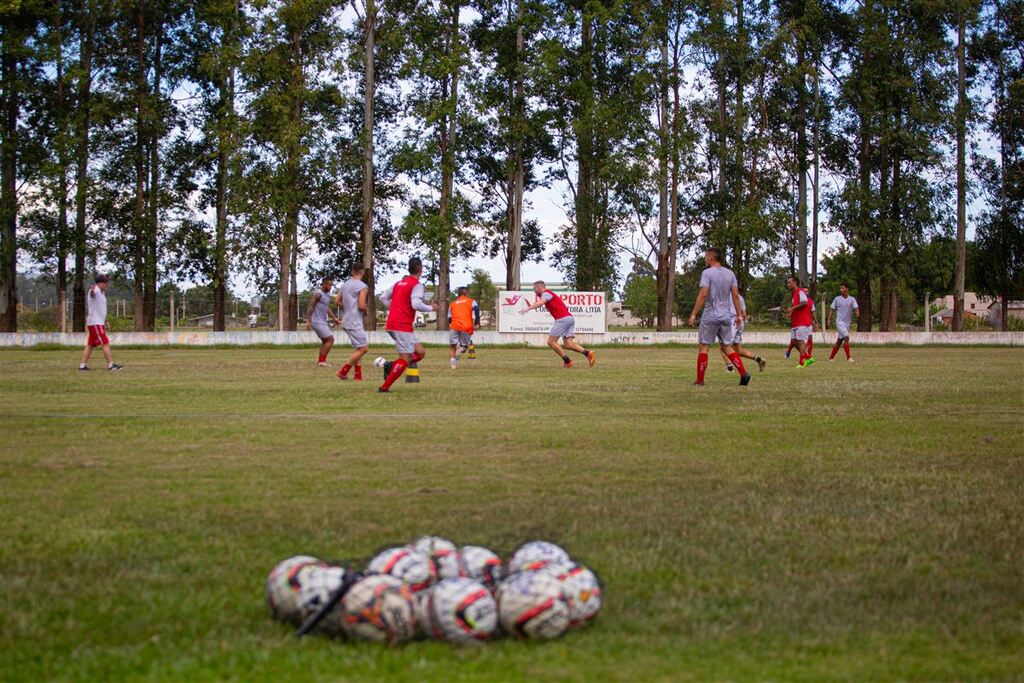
[385,276,426,332]
[310,289,332,326]
[699,266,739,322]
[791,288,813,327]
[730,294,746,320]
[540,290,571,320]
[448,296,478,333]
[831,295,858,328]
[86,286,107,326]
[339,277,368,329]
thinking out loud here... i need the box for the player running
[828,283,860,362]
[719,292,767,373]
[785,276,815,367]
[79,274,123,372]
[305,277,342,367]
[785,298,816,359]
[336,263,370,380]
[519,281,596,368]
[377,257,438,392]
[688,248,749,386]
[447,286,479,369]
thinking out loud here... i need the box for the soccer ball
[366,547,437,593]
[544,563,603,626]
[373,356,387,368]
[265,555,327,625]
[507,541,572,574]
[408,536,457,565]
[340,574,417,643]
[295,565,349,636]
[495,571,571,639]
[436,546,504,591]
[416,577,499,645]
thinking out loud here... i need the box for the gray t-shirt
[339,278,368,329]
[310,289,332,325]
[699,266,739,322]
[831,295,859,327]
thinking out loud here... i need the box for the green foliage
[465,268,497,314]
[622,272,658,327]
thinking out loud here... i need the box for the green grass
[1,346,1022,682]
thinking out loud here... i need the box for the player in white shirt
[718,293,767,373]
[79,274,123,371]
[828,283,860,362]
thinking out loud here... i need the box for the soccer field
[1,345,1022,681]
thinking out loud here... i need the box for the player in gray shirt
[305,277,342,367]
[335,263,370,380]
[688,247,751,386]
[828,283,860,362]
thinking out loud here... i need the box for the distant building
[986,300,1024,328]
[931,293,993,320]
[188,314,247,329]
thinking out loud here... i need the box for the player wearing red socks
[828,283,859,362]
[305,278,341,367]
[786,276,815,367]
[336,263,370,381]
[377,257,438,392]
[687,248,750,386]
[519,281,596,368]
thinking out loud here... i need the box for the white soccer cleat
[848,358,855,363]
[450,358,458,369]
[317,361,330,367]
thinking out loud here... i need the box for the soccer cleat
[317,361,330,367]
[562,360,575,369]
[692,381,704,386]
[382,361,393,381]
[336,368,348,380]
[784,351,791,359]
[739,374,751,386]
[848,358,855,363]
[829,357,835,362]
[804,357,815,367]
[378,387,389,393]
[450,357,458,369]
[108,364,123,372]
[725,364,734,372]
[587,350,596,367]
[757,357,767,372]
[78,366,90,371]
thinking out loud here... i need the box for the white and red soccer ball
[436,545,504,591]
[340,574,417,643]
[416,577,499,644]
[366,547,437,593]
[495,570,571,639]
[507,540,572,574]
[265,555,328,626]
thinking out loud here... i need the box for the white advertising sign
[497,291,607,334]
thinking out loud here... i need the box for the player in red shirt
[377,257,438,392]
[519,281,596,368]
[786,276,815,367]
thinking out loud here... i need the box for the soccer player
[785,275,815,367]
[79,274,123,371]
[336,263,370,380]
[828,283,860,362]
[688,248,749,386]
[785,298,816,359]
[519,281,596,368]
[447,286,479,369]
[377,256,438,392]
[305,277,342,367]
[719,292,767,373]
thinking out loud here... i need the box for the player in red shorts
[79,274,123,371]
[377,257,438,392]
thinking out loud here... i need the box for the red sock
[380,358,408,390]
[318,354,327,363]
[340,363,351,377]
[697,352,708,383]
[807,337,814,355]
[728,352,747,375]
[829,346,838,360]
[843,342,851,359]
[354,365,362,379]
[411,351,424,363]
[799,353,807,366]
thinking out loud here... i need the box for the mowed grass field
[1,345,1022,682]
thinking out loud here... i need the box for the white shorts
[549,316,576,339]
[700,317,734,345]
[388,330,418,355]
[792,325,813,341]
[311,321,333,341]
[731,324,744,346]
[449,330,472,347]
[345,326,368,348]
[836,324,850,340]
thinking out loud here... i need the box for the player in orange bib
[447,286,479,369]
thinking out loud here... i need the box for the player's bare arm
[688,288,709,326]
[730,287,743,327]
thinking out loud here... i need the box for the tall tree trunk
[56,0,69,333]
[733,0,746,288]
[436,0,461,330]
[289,234,298,329]
[145,11,163,330]
[505,0,524,291]
[133,0,147,331]
[360,0,377,329]
[714,2,727,243]
[811,59,820,300]
[796,41,808,287]
[575,4,594,289]
[0,20,19,332]
[73,1,95,333]
[213,50,233,331]
[667,27,681,323]
[952,10,967,332]
[655,1,671,331]
[279,27,303,332]
[856,110,872,333]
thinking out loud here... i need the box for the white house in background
[931,292,993,320]
[987,300,1024,328]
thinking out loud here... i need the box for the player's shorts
[344,326,368,348]
[791,325,813,341]
[87,324,109,347]
[311,321,333,340]
[549,316,576,339]
[699,317,734,345]
[449,330,472,347]
[388,330,418,355]
[835,323,850,341]
[731,324,744,346]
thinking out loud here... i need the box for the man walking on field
[519,281,596,368]
[719,292,766,373]
[828,283,859,362]
[688,248,749,386]
[786,276,815,367]
[336,263,370,380]
[79,274,123,372]
[306,277,342,367]
[378,257,437,392]
[447,286,479,369]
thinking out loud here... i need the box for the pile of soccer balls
[265,537,602,645]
